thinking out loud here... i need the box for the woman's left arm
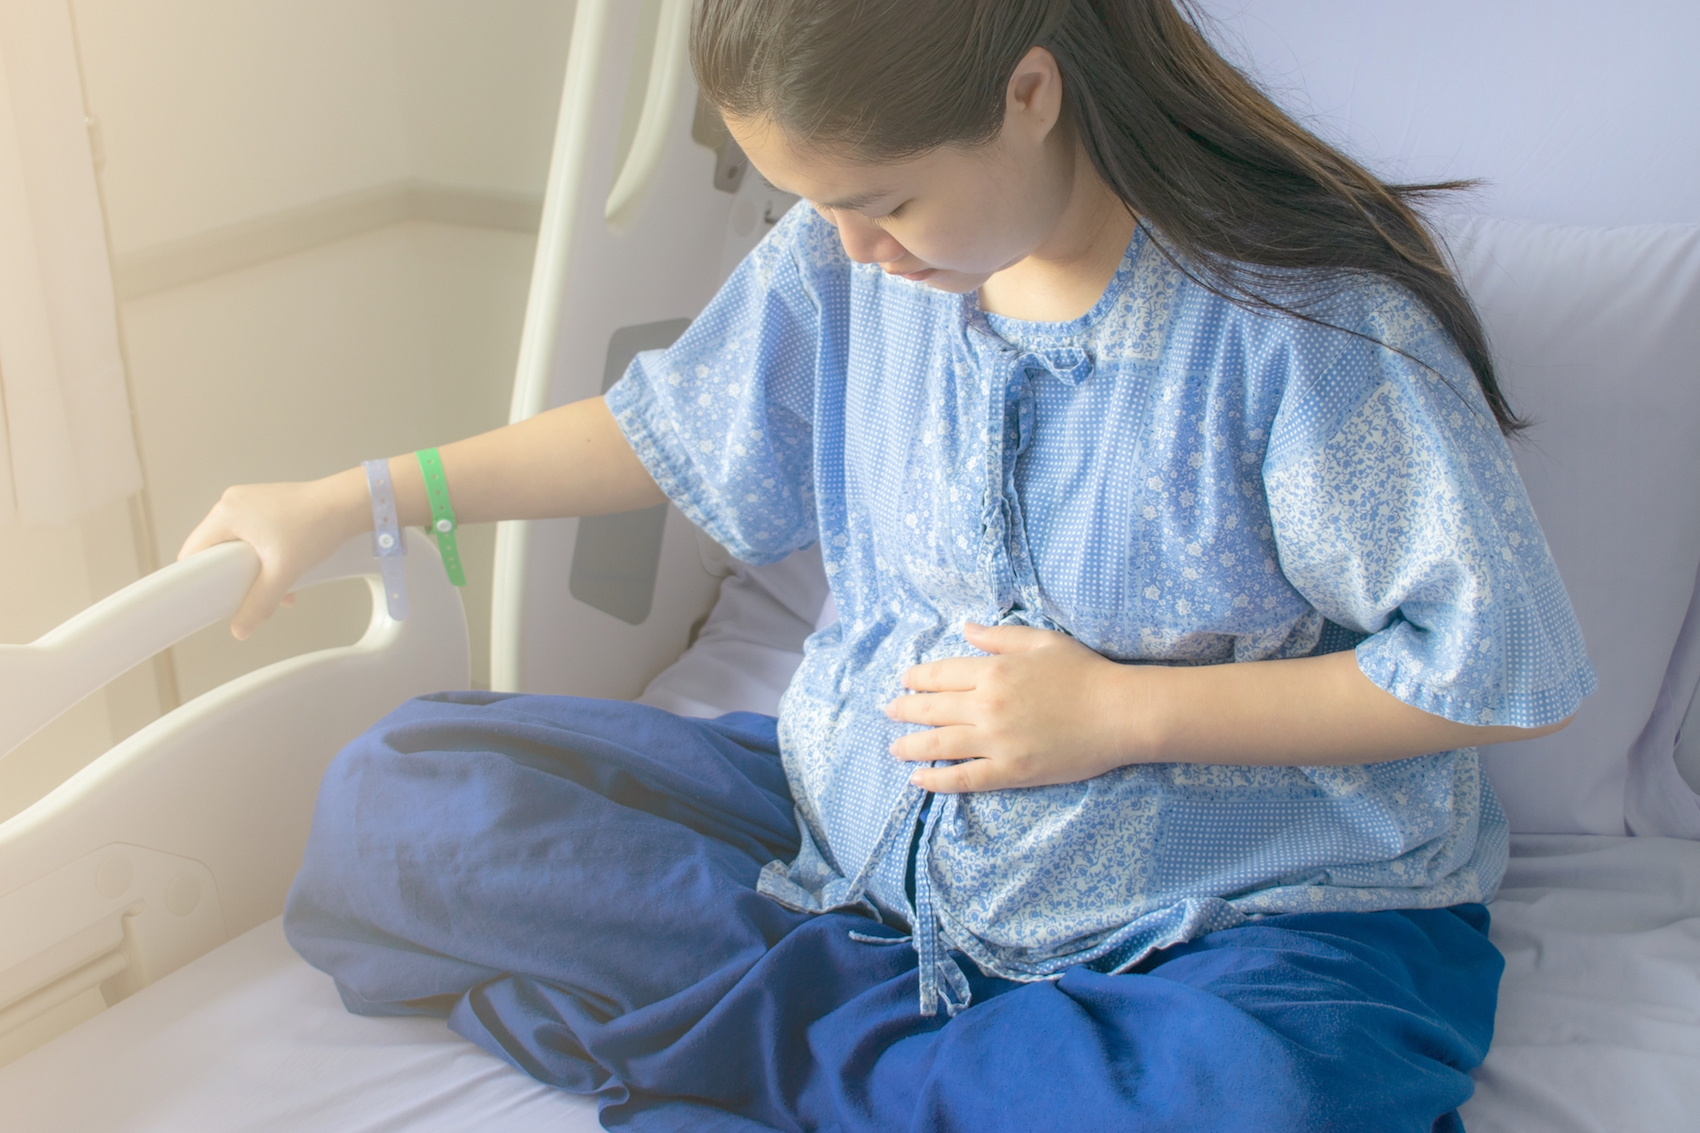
[887,622,1572,794]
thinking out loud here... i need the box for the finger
[885,690,975,727]
[890,723,981,763]
[902,655,989,692]
[909,758,1012,794]
[230,562,295,641]
[177,513,235,562]
[962,621,1058,654]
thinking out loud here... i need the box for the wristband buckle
[416,448,467,587]
[362,458,410,620]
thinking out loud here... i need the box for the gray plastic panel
[568,318,692,625]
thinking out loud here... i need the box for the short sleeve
[605,206,839,564]
[1263,293,1596,728]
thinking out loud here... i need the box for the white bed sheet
[0,916,601,1133]
[1,834,1694,1131]
[1460,835,1700,1133]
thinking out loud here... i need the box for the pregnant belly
[926,755,1474,960]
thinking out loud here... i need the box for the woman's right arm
[178,396,664,639]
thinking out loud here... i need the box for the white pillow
[637,543,825,718]
[1627,560,1700,836]
[1438,217,1700,834]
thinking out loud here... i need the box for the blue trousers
[284,692,1503,1132]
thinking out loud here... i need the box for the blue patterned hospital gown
[606,207,1594,1015]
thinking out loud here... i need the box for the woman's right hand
[173,399,662,639]
[177,470,369,640]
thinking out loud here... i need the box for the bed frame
[0,0,793,1064]
[1,0,1696,1092]
[0,531,466,1057]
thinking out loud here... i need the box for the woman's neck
[977,143,1138,324]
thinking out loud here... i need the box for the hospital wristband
[362,458,410,621]
[415,447,467,587]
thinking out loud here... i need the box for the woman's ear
[1004,46,1065,143]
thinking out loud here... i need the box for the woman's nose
[829,210,905,266]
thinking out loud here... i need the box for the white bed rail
[491,0,743,702]
[0,530,468,1062]
[603,0,693,225]
[2,539,259,759]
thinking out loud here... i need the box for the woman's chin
[909,269,988,294]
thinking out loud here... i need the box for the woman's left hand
[886,623,1139,793]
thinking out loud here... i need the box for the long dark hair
[693,0,1522,433]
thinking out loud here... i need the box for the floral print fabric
[606,207,1593,1013]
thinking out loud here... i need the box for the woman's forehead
[724,114,919,209]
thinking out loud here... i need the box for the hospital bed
[2,2,1697,1130]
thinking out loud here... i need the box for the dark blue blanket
[284,692,1502,1132]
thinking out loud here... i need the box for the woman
[186,1,1592,1128]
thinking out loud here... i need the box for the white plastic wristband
[363,458,409,621]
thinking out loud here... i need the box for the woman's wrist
[315,466,384,543]
[1101,659,1172,769]
[312,453,435,543]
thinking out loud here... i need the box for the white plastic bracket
[0,843,225,1039]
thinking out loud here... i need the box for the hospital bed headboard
[490,0,796,702]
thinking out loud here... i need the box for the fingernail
[909,773,923,786]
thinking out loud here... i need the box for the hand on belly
[885,622,1138,793]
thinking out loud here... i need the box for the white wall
[1197,0,1700,227]
[72,0,415,257]
[386,0,577,197]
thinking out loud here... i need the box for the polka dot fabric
[606,206,1594,1014]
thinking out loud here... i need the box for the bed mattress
[0,911,601,1132]
[1459,834,1700,1133]
[0,832,1693,1132]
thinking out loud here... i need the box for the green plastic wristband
[415,448,466,587]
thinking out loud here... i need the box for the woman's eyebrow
[815,189,891,212]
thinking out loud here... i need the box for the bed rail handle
[0,531,439,763]
[603,0,693,225]
[0,542,257,761]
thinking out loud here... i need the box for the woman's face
[723,50,1078,295]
